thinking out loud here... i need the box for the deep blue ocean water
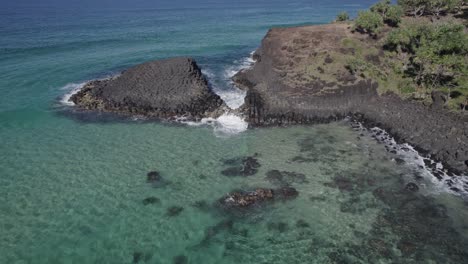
[1,1,468,263]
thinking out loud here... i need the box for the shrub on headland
[385,22,468,106]
[371,0,404,26]
[398,0,465,18]
[353,10,384,34]
[336,12,350,22]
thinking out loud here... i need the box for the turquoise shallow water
[1,0,468,263]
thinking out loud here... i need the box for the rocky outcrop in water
[233,24,468,174]
[218,187,298,209]
[70,57,225,120]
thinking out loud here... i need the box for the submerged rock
[218,186,298,209]
[173,255,188,264]
[70,57,225,120]
[265,170,307,186]
[267,222,288,233]
[166,206,184,217]
[405,182,419,192]
[142,196,160,205]
[221,156,261,177]
[146,171,169,188]
[147,171,161,183]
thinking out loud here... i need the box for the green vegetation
[336,11,350,22]
[370,0,404,26]
[340,0,468,110]
[398,0,465,17]
[354,10,385,34]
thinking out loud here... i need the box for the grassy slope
[295,12,467,110]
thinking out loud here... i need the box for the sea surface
[1,0,468,263]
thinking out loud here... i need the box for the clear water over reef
[1,0,467,263]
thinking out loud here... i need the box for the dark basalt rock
[142,196,160,205]
[166,206,184,217]
[265,170,307,186]
[218,187,298,209]
[220,188,274,208]
[221,156,261,177]
[405,182,419,192]
[133,252,142,263]
[296,219,310,228]
[267,222,288,233]
[394,158,405,165]
[147,171,161,183]
[70,57,225,120]
[191,200,210,212]
[173,255,188,264]
[146,171,168,188]
[324,175,354,192]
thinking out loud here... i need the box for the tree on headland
[385,22,468,105]
[371,0,404,26]
[398,0,428,17]
[398,0,465,18]
[336,12,350,22]
[354,11,384,35]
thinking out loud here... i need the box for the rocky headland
[68,24,467,174]
[233,23,468,174]
[70,57,225,120]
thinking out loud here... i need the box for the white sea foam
[59,82,87,106]
[213,113,248,135]
[59,73,120,106]
[356,123,468,199]
[180,113,248,137]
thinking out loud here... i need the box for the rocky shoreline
[233,24,468,175]
[68,25,468,174]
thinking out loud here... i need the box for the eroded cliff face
[233,24,468,174]
[71,57,225,120]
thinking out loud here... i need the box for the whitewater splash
[354,122,468,199]
[194,51,257,135]
[59,82,87,106]
[180,113,248,136]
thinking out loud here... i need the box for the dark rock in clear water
[191,200,210,212]
[173,255,188,264]
[397,239,417,257]
[433,170,444,180]
[218,186,299,209]
[265,170,283,185]
[198,219,235,246]
[142,196,160,205]
[275,186,299,199]
[133,252,142,263]
[219,188,274,208]
[324,175,354,192]
[70,57,225,120]
[267,222,288,233]
[147,171,161,183]
[394,158,405,165]
[265,170,307,186]
[296,219,310,228]
[368,239,392,258]
[146,171,169,188]
[166,206,184,217]
[405,182,419,192]
[221,156,260,177]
